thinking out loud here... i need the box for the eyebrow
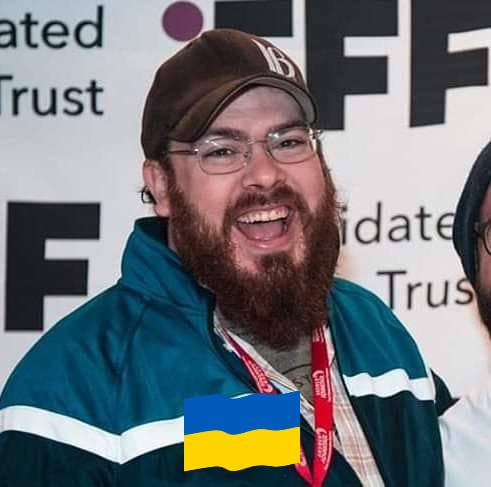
[200,118,308,141]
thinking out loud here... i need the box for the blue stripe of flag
[184,392,300,435]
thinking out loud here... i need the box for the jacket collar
[119,217,214,312]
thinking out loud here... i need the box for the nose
[240,142,287,190]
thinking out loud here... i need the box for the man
[0,29,453,486]
[440,140,491,486]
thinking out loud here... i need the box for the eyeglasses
[166,125,322,175]
[475,218,491,255]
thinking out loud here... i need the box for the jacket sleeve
[0,429,117,487]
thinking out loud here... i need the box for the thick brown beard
[167,171,340,350]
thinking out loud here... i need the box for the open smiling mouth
[235,206,294,241]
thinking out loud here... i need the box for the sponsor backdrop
[1,0,491,395]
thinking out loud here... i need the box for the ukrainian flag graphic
[184,391,300,471]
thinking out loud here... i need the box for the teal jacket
[0,217,452,486]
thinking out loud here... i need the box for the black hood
[453,140,491,287]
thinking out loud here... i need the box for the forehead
[480,183,491,220]
[205,86,306,134]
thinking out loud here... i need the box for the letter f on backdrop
[184,392,300,471]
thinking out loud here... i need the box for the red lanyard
[220,324,334,487]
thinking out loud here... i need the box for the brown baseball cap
[141,29,317,159]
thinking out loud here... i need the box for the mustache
[227,185,309,220]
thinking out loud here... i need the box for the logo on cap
[252,39,296,78]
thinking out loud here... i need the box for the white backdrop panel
[1,0,491,395]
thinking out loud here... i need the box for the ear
[142,160,171,217]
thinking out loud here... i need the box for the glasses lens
[198,138,247,174]
[268,127,316,164]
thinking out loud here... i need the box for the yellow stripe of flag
[184,427,300,471]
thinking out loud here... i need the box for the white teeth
[237,207,289,224]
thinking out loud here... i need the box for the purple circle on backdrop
[162,1,203,42]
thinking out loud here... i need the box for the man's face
[145,86,340,348]
[476,184,491,338]
[166,86,328,272]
